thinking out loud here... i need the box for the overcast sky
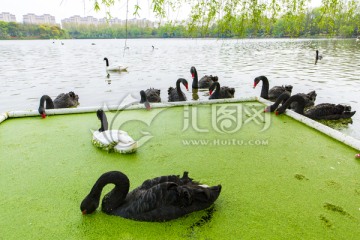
[1,0,322,23]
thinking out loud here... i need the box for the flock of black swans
[37,51,357,222]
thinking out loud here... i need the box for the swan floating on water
[315,50,322,65]
[140,88,161,110]
[104,57,128,72]
[253,76,293,101]
[190,66,218,89]
[92,110,137,154]
[168,78,188,102]
[80,171,222,222]
[209,82,235,99]
[38,91,79,118]
[275,95,356,120]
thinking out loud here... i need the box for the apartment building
[62,15,155,27]
[0,12,16,22]
[23,13,56,25]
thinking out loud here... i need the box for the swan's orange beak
[82,210,87,215]
[41,113,46,119]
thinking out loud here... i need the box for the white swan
[103,57,128,72]
[92,110,137,154]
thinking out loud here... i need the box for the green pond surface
[0,102,359,239]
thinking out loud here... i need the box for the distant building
[0,12,16,22]
[61,15,155,28]
[23,13,56,25]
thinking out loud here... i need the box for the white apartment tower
[23,13,56,25]
[0,12,16,22]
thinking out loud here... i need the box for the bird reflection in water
[192,89,199,100]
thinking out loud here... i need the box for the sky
[1,0,323,24]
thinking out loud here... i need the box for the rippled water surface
[1,38,359,139]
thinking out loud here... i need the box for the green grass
[0,102,359,239]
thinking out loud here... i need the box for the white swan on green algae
[80,171,222,221]
[92,110,137,154]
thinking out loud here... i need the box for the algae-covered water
[0,102,359,239]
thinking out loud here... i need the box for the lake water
[0,38,359,140]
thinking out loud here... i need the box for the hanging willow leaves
[91,0,360,37]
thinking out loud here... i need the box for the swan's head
[253,76,263,88]
[38,107,47,118]
[190,66,196,78]
[285,85,293,92]
[180,78,189,91]
[80,194,99,215]
[140,90,151,110]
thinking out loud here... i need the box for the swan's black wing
[306,104,356,120]
[54,92,79,108]
[268,86,286,101]
[145,88,161,102]
[113,182,221,222]
[198,75,215,89]
[220,87,235,98]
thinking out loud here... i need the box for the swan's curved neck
[104,58,109,67]
[280,95,306,114]
[140,90,147,103]
[39,95,55,109]
[82,171,130,214]
[259,77,270,99]
[192,69,198,88]
[270,92,290,112]
[97,111,108,132]
[176,79,186,100]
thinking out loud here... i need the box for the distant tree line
[1,4,359,40]
[0,21,68,39]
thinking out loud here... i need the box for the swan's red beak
[41,113,46,119]
[209,90,213,95]
[253,82,257,88]
[82,210,87,215]
[355,153,360,159]
[185,84,189,91]
[191,73,194,78]
[275,111,279,115]
[144,101,151,111]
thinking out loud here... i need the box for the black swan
[275,95,356,120]
[38,91,79,118]
[104,57,128,72]
[168,78,188,102]
[93,110,137,153]
[264,92,291,112]
[253,76,293,101]
[190,66,218,89]
[80,171,222,222]
[289,91,317,110]
[140,89,161,110]
[209,82,235,100]
[315,50,322,65]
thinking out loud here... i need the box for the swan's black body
[209,82,235,100]
[265,92,291,112]
[168,78,188,102]
[80,171,222,222]
[38,91,79,118]
[190,66,218,89]
[276,95,356,120]
[253,76,293,101]
[290,91,317,110]
[315,50,322,65]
